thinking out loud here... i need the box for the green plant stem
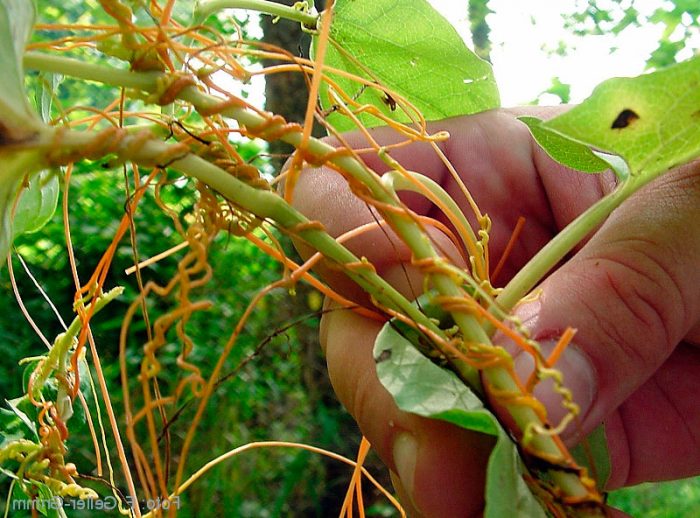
[21,52,483,389]
[23,52,601,509]
[194,0,319,27]
[24,52,452,347]
[32,286,124,398]
[359,181,593,505]
[24,53,160,91]
[381,170,485,279]
[47,127,443,341]
[496,179,637,314]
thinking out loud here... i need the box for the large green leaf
[374,320,546,518]
[0,0,41,142]
[539,56,700,180]
[0,1,55,264]
[317,0,500,132]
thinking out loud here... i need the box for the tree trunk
[261,1,326,174]
[261,3,390,515]
[469,0,493,62]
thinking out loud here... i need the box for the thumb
[507,163,700,444]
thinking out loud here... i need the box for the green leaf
[570,424,612,491]
[33,72,64,123]
[1,397,38,446]
[519,116,610,174]
[542,56,700,181]
[0,151,44,262]
[318,0,500,132]
[13,170,60,237]
[6,481,60,518]
[36,481,60,517]
[5,398,38,440]
[22,359,41,393]
[0,0,42,142]
[374,321,546,518]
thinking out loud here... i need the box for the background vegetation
[1,1,699,516]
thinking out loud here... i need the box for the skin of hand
[290,107,700,517]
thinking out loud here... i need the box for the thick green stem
[48,128,443,343]
[195,0,319,27]
[496,179,638,314]
[368,179,591,502]
[382,170,486,280]
[24,52,448,337]
[24,52,600,508]
[24,53,159,92]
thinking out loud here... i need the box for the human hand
[292,107,700,517]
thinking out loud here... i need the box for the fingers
[604,343,700,488]
[507,161,700,471]
[292,107,700,509]
[295,121,503,515]
[292,162,467,305]
[291,108,613,290]
[320,303,494,517]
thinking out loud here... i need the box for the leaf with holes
[539,56,700,181]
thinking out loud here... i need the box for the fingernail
[514,339,597,438]
[393,433,419,510]
[513,298,541,330]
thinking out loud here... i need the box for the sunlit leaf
[374,320,546,518]
[0,0,41,142]
[519,116,610,174]
[317,0,500,132]
[542,56,700,180]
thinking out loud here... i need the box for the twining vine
[1,1,699,517]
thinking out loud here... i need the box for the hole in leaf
[375,349,392,363]
[611,109,640,129]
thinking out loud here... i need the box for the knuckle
[585,237,685,363]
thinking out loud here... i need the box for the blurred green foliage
[0,149,367,516]
[564,0,700,69]
[1,2,384,517]
[609,478,700,517]
[533,0,700,104]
